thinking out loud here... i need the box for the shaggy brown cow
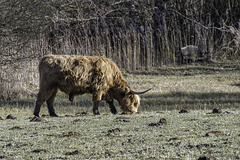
[34,55,151,117]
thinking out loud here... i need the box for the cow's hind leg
[34,90,51,117]
[46,89,58,117]
[34,92,45,117]
[107,100,117,114]
[34,89,57,117]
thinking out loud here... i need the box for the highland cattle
[34,55,151,117]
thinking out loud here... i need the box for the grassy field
[0,62,240,159]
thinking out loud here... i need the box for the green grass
[0,110,239,159]
[0,62,240,159]
[1,62,240,113]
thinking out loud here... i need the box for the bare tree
[0,0,239,100]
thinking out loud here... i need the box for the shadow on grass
[0,93,100,108]
[129,62,240,76]
[232,83,240,87]
[1,91,239,112]
[140,91,240,111]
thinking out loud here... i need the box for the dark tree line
[1,0,240,68]
[0,0,240,100]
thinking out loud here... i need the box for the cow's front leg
[93,101,100,115]
[107,100,117,114]
[69,93,74,102]
[92,93,102,115]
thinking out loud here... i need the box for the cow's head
[120,88,151,113]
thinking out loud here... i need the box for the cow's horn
[130,88,152,94]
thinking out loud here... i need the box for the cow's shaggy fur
[34,55,143,117]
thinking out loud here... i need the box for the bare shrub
[229,22,240,50]
[0,59,39,101]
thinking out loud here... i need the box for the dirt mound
[64,114,75,117]
[6,114,16,119]
[0,155,8,159]
[198,155,217,160]
[63,131,82,137]
[30,116,45,122]
[212,108,222,114]
[196,144,216,149]
[32,148,49,153]
[65,150,82,155]
[72,119,86,124]
[148,118,167,127]
[223,111,235,114]
[116,116,130,120]
[121,112,133,115]
[179,109,190,113]
[148,123,163,127]
[41,114,49,117]
[9,126,23,130]
[205,131,225,137]
[159,118,167,125]
[116,116,130,122]
[169,137,184,141]
[75,112,89,116]
[107,128,122,134]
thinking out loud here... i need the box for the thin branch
[166,9,229,32]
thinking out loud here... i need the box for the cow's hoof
[34,113,40,117]
[111,109,117,115]
[50,113,58,117]
[93,111,100,115]
[69,96,74,102]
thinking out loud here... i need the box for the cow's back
[38,55,119,95]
